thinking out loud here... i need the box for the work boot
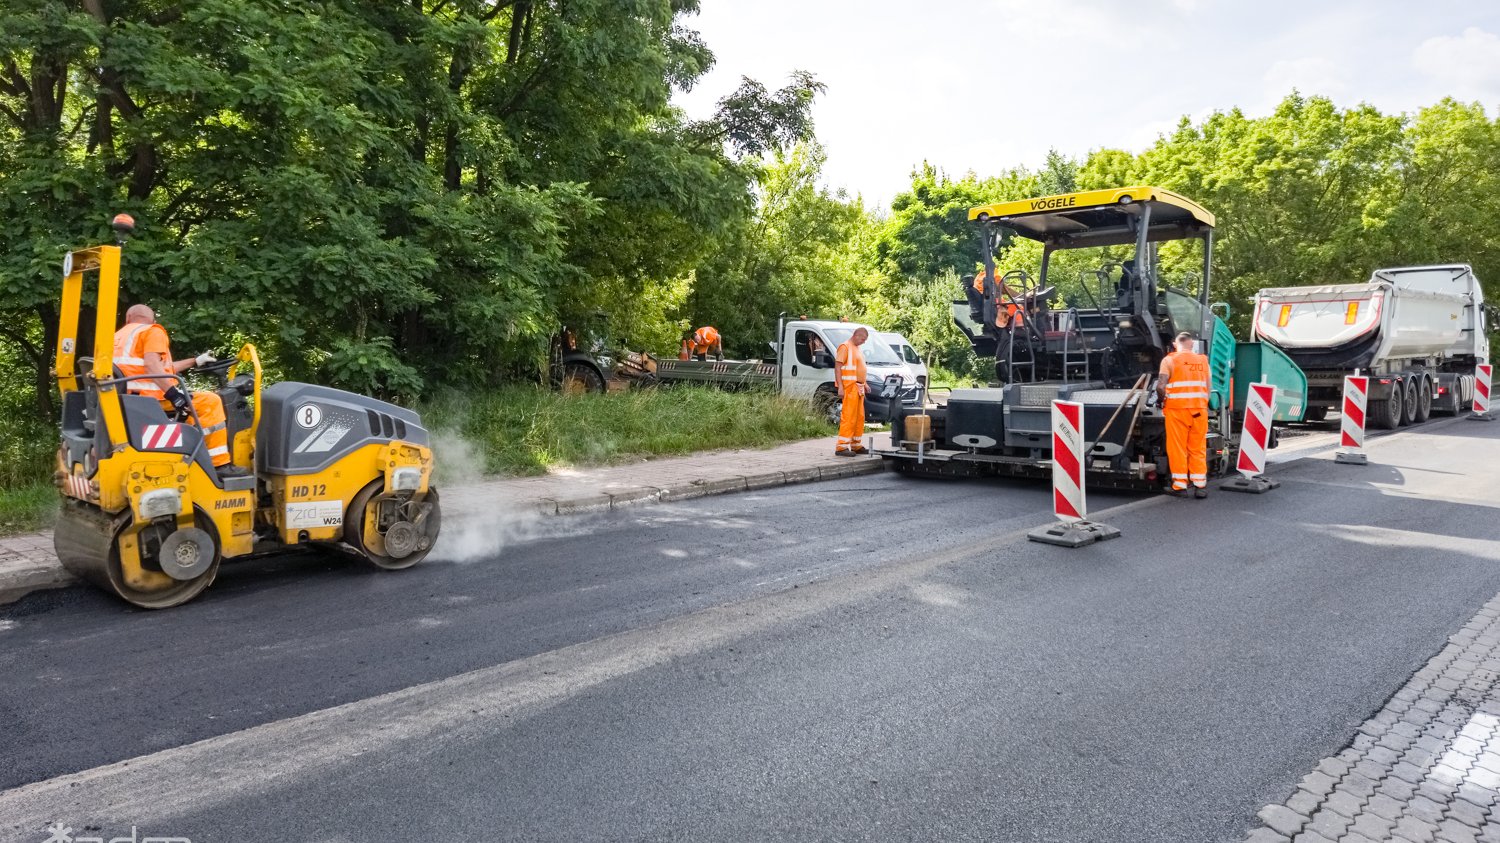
[1165,487,1188,498]
[850,446,869,455]
[834,450,855,458]
[217,464,251,479]
[1193,486,1208,499]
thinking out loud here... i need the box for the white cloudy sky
[672,1,1500,206]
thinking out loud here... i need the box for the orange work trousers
[1164,408,1208,490]
[836,387,865,453]
[162,392,230,466]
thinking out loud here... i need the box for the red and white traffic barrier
[1335,375,1369,465]
[1051,400,1085,522]
[1028,399,1120,547]
[1473,364,1493,420]
[1223,383,1281,493]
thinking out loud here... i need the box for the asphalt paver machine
[52,217,441,608]
[878,186,1307,490]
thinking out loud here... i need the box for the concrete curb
[0,457,886,607]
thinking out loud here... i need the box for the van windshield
[824,329,904,366]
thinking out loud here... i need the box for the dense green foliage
[1,0,819,415]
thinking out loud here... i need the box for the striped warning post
[1028,400,1120,547]
[1051,400,1085,522]
[1335,376,1369,465]
[1475,364,1493,416]
[1223,383,1282,493]
[1236,383,1277,478]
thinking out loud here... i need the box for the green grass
[0,385,833,536]
[423,385,834,481]
[0,481,57,535]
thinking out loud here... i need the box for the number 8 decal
[295,403,323,429]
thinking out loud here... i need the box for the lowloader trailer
[615,319,923,424]
[877,186,1308,491]
[1252,265,1491,428]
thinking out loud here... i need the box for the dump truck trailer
[615,319,923,423]
[1252,265,1490,428]
[876,186,1308,491]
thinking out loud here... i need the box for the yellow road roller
[52,220,441,609]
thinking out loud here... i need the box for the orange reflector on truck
[1278,305,1292,327]
[1345,302,1359,324]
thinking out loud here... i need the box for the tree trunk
[33,303,59,422]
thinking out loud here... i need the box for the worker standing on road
[681,326,723,361]
[113,304,237,472]
[834,327,869,456]
[1157,331,1211,497]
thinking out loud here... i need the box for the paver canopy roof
[968,186,1216,249]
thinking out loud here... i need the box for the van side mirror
[812,350,835,369]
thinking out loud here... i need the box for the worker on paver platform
[834,327,869,456]
[681,326,723,361]
[973,267,1024,330]
[1158,331,1210,498]
[113,303,238,472]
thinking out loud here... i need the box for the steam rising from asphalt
[427,428,592,563]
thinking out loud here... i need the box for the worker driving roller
[113,303,243,475]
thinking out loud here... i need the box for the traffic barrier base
[1028,400,1120,548]
[1027,519,1123,548]
[1334,450,1370,465]
[1220,474,1281,494]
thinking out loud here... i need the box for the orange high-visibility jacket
[972,269,1023,328]
[692,326,720,352]
[113,322,173,398]
[835,339,866,395]
[1162,351,1211,411]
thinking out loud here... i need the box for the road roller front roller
[51,218,441,609]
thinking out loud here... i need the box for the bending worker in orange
[1157,331,1211,498]
[680,325,723,361]
[114,304,238,473]
[834,327,869,456]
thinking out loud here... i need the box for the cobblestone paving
[1244,593,1500,843]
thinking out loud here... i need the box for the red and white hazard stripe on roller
[1477,364,1493,414]
[1051,400,1086,523]
[1236,383,1277,478]
[142,423,185,449]
[1340,376,1368,450]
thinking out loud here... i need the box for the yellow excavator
[52,216,441,609]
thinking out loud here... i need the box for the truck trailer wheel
[1302,406,1328,423]
[1414,378,1432,423]
[1400,378,1420,426]
[1371,382,1403,430]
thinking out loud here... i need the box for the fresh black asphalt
[3,419,1497,842]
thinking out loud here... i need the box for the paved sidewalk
[1244,592,1500,843]
[0,435,883,605]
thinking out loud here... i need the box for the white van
[876,332,928,386]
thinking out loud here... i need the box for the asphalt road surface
[3,416,1498,843]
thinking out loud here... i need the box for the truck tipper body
[1252,265,1489,428]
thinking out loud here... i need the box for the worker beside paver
[113,303,238,472]
[834,327,869,456]
[1157,331,1211,497]
[681,326,724,361]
